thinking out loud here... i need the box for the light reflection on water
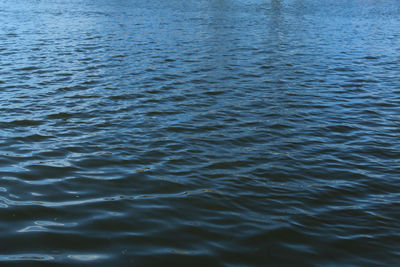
[0,0,400,265]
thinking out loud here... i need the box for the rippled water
[1,0,399,265]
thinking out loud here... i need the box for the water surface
[0,0,399,265]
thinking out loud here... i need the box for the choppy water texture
[1,0,400,265]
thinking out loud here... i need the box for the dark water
[1,0,399,265]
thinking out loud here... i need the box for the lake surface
[1,0,399,265]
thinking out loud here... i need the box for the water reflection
[1,0,400,265]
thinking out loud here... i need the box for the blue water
[1,0,399,265]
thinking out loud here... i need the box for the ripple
[0,0,399,265]
[67,254,108,262]
[1,119,43,127]
[0,254,54,261]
